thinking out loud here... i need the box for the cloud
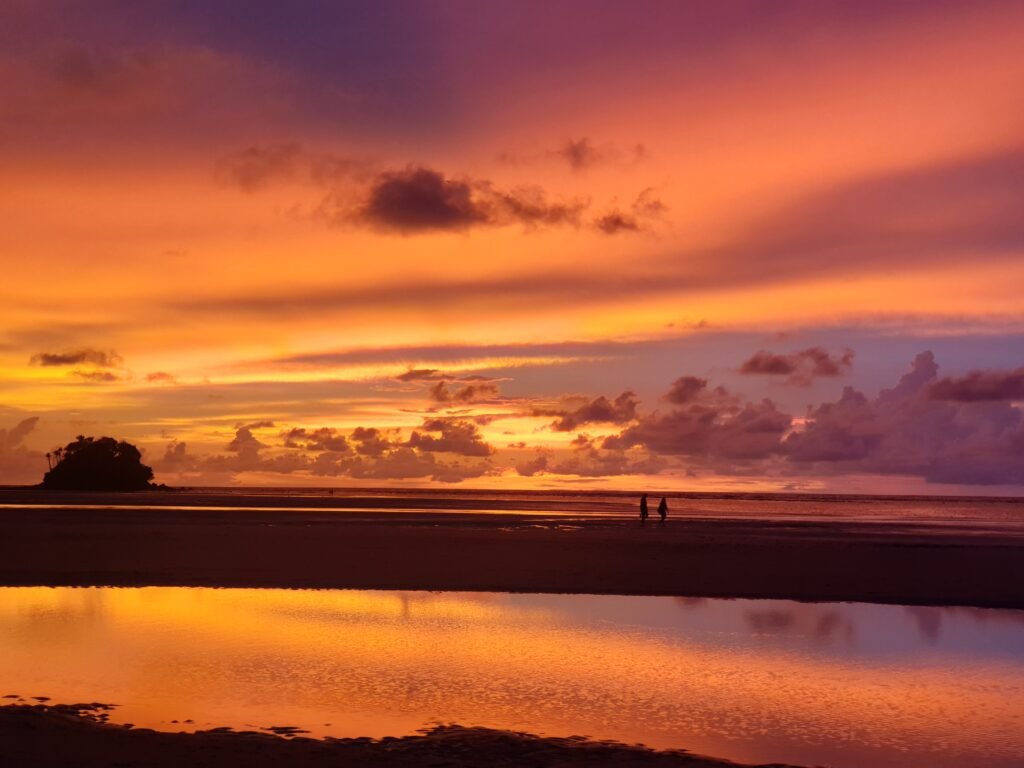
[160,440,190,469]
[336,166,586,234]
[350,426,393,457]
[30,348,122,367]
[281,427,351,452]
[352,167,485,232]
[605,385,792,461]
[590,350,1024,485]
[70,370,123,382]
[405,418,493,456]
[929,368,1024,402]
[547,445,667,478]
[0,416,39,452]
[515,453,548,477]
[261,339,630,369]
[0,417,43,484]
[553,137,646,171]
[707,145,1024,289]
[539,391,639,432]
[217,143,304,191]
[511,438,665,480]
[145,371,177,383]
[664,376,707,404]
[226,421,275,467]
[594,188,667,234]
[594,211,640,235]
[739,347,854,384]
[429,380,502,403]
[202,145,1024,311]
[396,368,442,382]
[343,447,491,483]
[216,143,364,192]
[784,352,1024,485]
[559,138,602,170]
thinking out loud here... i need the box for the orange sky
[2,1,1024,491]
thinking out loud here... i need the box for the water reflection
[0,588,1021,768]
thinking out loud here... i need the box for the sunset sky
[2,0,1024,491]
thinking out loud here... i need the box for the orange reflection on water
[0,588,1022,768]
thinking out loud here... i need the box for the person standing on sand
[640,494,649,523]
[658,497,668,522]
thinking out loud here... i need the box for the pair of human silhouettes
[639,493,667,523]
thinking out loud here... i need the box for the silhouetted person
[640,493,649,524]
[658,496,668,522]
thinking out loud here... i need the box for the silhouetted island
[41,436,155,491]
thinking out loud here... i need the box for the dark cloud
[603,349,1024,484]
[429,380,502,404]
[30,348,122,367]
[552,137,646,171]
[784,352,1024,485]
[595,211,640,234]
[594,188,667,234]
[559,138,602,170]
[156,422,489,483]
[146,371,176,383]
[350,426,393,457]
[515,453,548,477]
[396,368,442,382]
[338,166,585,234]
[339,447,491,483]
[70,370,123,382]
[632,187,667,217]
[405,419,493,457]
[605,386,791,461]
[546,445,667,478]
[196,145,1024,314]
[740,347,853,385]
[740,352,797,375]
[281,427,351,453]
[195,146,1024,309]
[929,368,1024,402]
[226,421,274,464]
[541,391,639,432]
[352,166,486,232]
[160,440,190,469]
[664,376,708,404]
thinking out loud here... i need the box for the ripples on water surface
[1,587,1022,767]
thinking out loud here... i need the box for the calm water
[1,588,1022,767]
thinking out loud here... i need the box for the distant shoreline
[1,491,1022,609]
[3,484,1023,503]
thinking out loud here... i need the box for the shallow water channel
[0,587,1022,767]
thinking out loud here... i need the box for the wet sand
[0,490,1022,607]
[0,703,803,767]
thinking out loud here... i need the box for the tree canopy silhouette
[42,436,154,491]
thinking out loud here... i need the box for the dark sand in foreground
[1,490,1022,607]
[0,703,802,767]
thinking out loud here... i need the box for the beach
[0,703,803,767]
[0,489,1021,608]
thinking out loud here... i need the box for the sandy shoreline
[0,703,803,767]
[0,491,1022,608]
